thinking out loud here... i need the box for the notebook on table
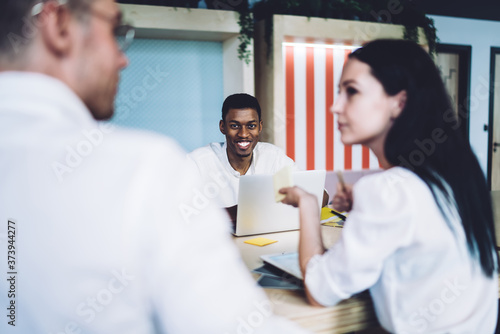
[260,252,303,280]
[233,170,326,236]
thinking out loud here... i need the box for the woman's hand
[279,186,315,208]
[331,182,353,212]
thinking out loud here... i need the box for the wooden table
[233,226,381,333]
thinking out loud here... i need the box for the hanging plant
[206,0,254,64]
[118,0,438,62]
[118,0,200,8]
[237,8,254,64]
[252,0,438,59]
[119,0,254,63]
[391,0,439,56]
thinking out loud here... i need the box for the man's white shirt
[188,141,296,207]
[0,72,308,334]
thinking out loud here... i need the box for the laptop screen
[234,170,326,236]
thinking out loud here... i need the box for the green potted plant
[118,0,438,63]
[252,0,438,59]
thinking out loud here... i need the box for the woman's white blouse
[306,167,498,333]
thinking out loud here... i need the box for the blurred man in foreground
[0,1,308,333]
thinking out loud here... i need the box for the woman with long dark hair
[280,39,498,333]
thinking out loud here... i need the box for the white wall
[431,15,500,173]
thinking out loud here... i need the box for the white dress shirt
[305,167,498,333]
[188,142,297,207]
[0,72,309,334]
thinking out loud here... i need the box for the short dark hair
[221,93,261,121]
[0,0,93,60]
[351,39,498,277]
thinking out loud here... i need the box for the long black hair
[350,39,498,277]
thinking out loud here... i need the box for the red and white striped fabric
[283,42,381,171]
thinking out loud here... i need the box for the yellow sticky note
[320,207,348,221]
[244,237,278,247]
[273,165,293,202]
[320,207,335,221]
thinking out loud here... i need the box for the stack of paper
[253,252,303,290]
[273,165,293,202]
[252,263,303,290]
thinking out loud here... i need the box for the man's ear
[38,2,73,57]
[219,120,226,135]
[258,119,263,133]
[391,90,407,119]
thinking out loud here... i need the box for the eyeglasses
[89,10,135,52]
[113,24,135,53]
[31,0,67,16]
[31,0,135,53]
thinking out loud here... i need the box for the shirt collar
[221,141,257,177]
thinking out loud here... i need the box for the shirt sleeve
[305,170,417,306]
[271,144,299,172]
[185,148,206,177]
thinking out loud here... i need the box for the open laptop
[233,170,326,236]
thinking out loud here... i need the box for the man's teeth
[237,142,251,149]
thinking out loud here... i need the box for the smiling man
[188,93,299,220]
